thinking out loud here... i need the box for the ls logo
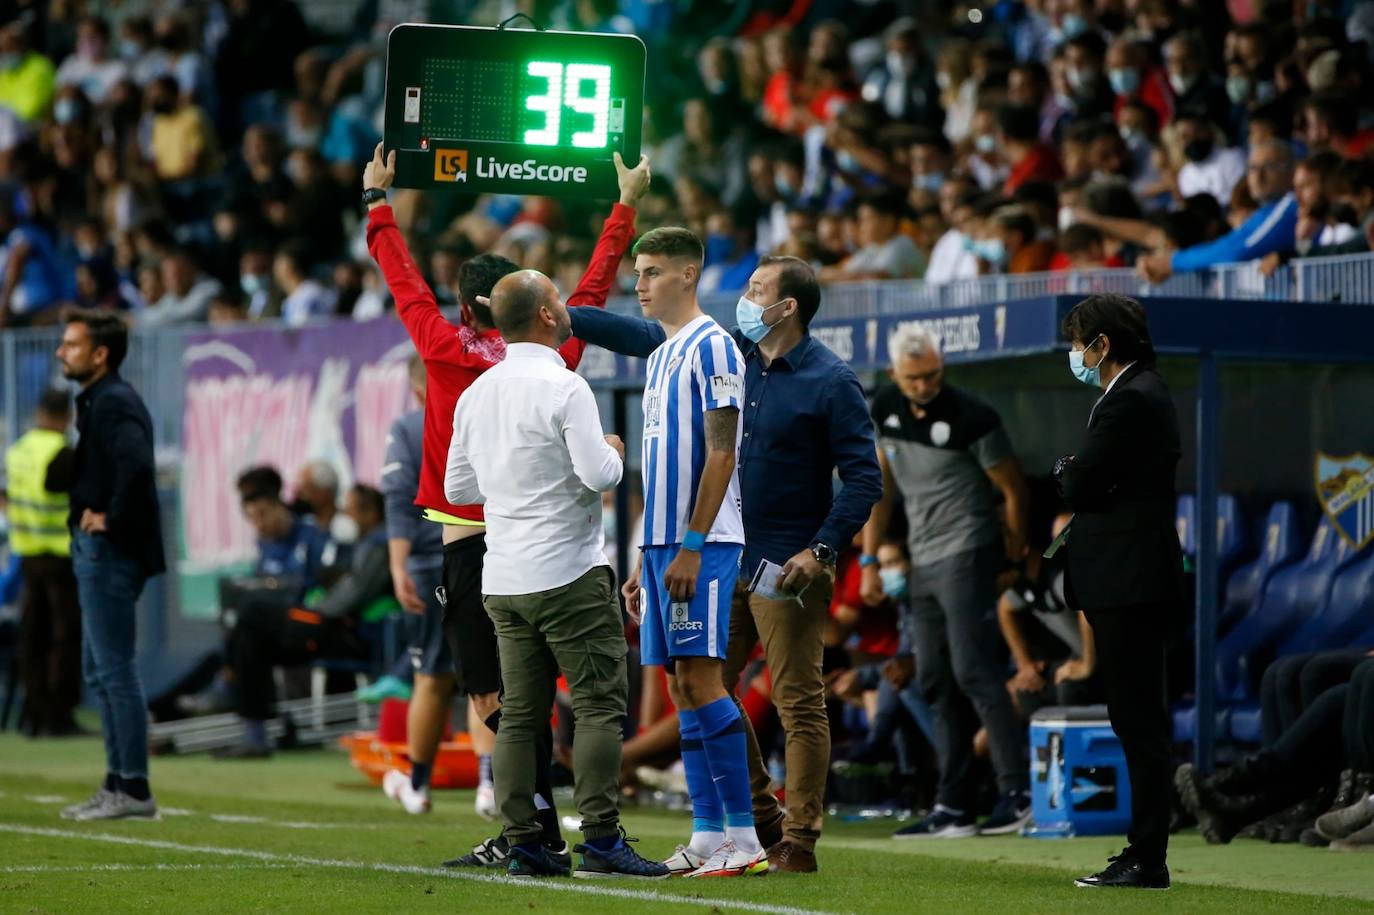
[434,149,468,183]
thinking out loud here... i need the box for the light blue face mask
[974,238,1007,266]
[1108,67,1140,97]
[736,295,788,343]
[880,567,908,599]
[1069,334,1105,386]
[912,172,945,192]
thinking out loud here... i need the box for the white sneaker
[61,788,114,820]
[74,792,159,821]
[636,762,689,794]
[662,844,707,875]
[685,840,768,877]
[383,769,431,814]
[474,782,497,820]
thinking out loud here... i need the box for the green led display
[522,61,612,148]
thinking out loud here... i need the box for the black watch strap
[361,187,388,206]
[810,542,836,565]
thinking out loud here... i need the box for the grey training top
[871,383,1011,567]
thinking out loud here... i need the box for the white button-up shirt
[445,342,623,595]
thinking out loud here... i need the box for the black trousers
[441,537,501,697]
[1084,605,1171,866]
[230,605,366,721]
[1260,649,1368,746]
[1345,660,1374,773]
[18,555,82,732]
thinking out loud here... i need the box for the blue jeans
[72,531,149,781]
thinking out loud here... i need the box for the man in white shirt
[1175,113,1246,207]
[444,269,668,881]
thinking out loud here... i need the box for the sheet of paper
[748,558,802,602]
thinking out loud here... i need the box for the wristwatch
[810,542,837,566]
[361,187,388,207]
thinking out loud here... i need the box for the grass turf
[1,732,1371,914]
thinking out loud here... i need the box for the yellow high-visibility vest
[4,427,71,558]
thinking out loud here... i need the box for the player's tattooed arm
[705,406,738,453]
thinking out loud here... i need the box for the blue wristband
[681,531,706,552]
[858,553,879,567]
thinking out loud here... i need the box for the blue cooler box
[1027,705,1131,838]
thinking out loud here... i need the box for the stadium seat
[1218,519,1362,703]
[1175,493,1245,566]
[1217,501,1302,634]
[1228,702,1264,744]
[1278,543,1374,655]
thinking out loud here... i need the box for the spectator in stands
[861,18,941,131]
[1174,111,1247,209]
[998,513,1099,719]
[925,183,981,288]
[999,103,1063,196]
[215,483,390,759]
[1106,37,1172,130]
[146,73,217,182]
[274,242,336,327]
[1061,34,1115,124]
[1164,32,1232,135]
[655,97,748,207]
[74,256,132,312]
[140,248,222,326]
[54,16,127,106]
[935,40,978,144]
[1056,223,1110,270]
[907,128,952,206]
[863,324,1030,839]
[819,193,924,282]
[1007,61,1069,146]
[0,21,55,123]
[1138,139,1297,282]
[988,205,1056,275]
[700,205,760,295]
[1259,151,1359,275]
[0,192,66,327]
[1303,92,1374,159]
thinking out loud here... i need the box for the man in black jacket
[1054,293,1183,890]
[55,309,166,822]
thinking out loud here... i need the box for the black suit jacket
[1055,363,1184,612]
[71,373,167,577]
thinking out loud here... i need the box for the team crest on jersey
[668,355,684,373]
[1316,452,1374,550]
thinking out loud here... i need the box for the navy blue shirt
[570,306,882,577]
[255,516,331,596]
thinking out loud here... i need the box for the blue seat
[1218,520,1361,703]
[1218,502,1302,634]
[1279,544,1374,655]
[1172,703,1232,744]
[1228,702,1264,744]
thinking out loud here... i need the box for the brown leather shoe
[766,840,818,873]
[756,812,786,850]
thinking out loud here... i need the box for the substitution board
[383,23,645,198]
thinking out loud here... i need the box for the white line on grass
[2,863,294,874]
[0,824,843,915]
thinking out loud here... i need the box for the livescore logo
[434,149,468,183]
[433,148,589,185]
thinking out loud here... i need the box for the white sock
[726,825,761,855]
[688,830,723,856]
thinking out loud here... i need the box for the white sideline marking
[0,824,842,915]
[2,863,293,874]
[26,795,68,805]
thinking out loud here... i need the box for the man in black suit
[1053,294,1183,890]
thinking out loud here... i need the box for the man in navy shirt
[570,255,882,872]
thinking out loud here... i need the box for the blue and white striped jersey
[640,314,746,547]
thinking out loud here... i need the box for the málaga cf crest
[1316,453,1374,550]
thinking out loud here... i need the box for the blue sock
[695,697,755,831]
[411,761,432,791]
[677,708,725,839]
[478,754,493,785]
[586,834,621,852]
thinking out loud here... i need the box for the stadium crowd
[4,0,1374,330]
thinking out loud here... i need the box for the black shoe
[1075,852,1170,890]
[573,830,670,879]
[1269,788,1333,844]
[211,743,272,759]
[979,791,1032,836]
[507,843,570,878]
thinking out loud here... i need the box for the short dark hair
[38,388,71,419]
[632,226,704,263]
[237,465,284,504]
[1058,223,1104,254]
[458,253,519,327]
[758,255,821,326]
[996,104,1040,143]
[857,191,906,219]
[1061,293,1156,366]
[993,206,1036,243]
[348,483,384,522]
[1306,92,1358,138]
[64,308,129,372]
